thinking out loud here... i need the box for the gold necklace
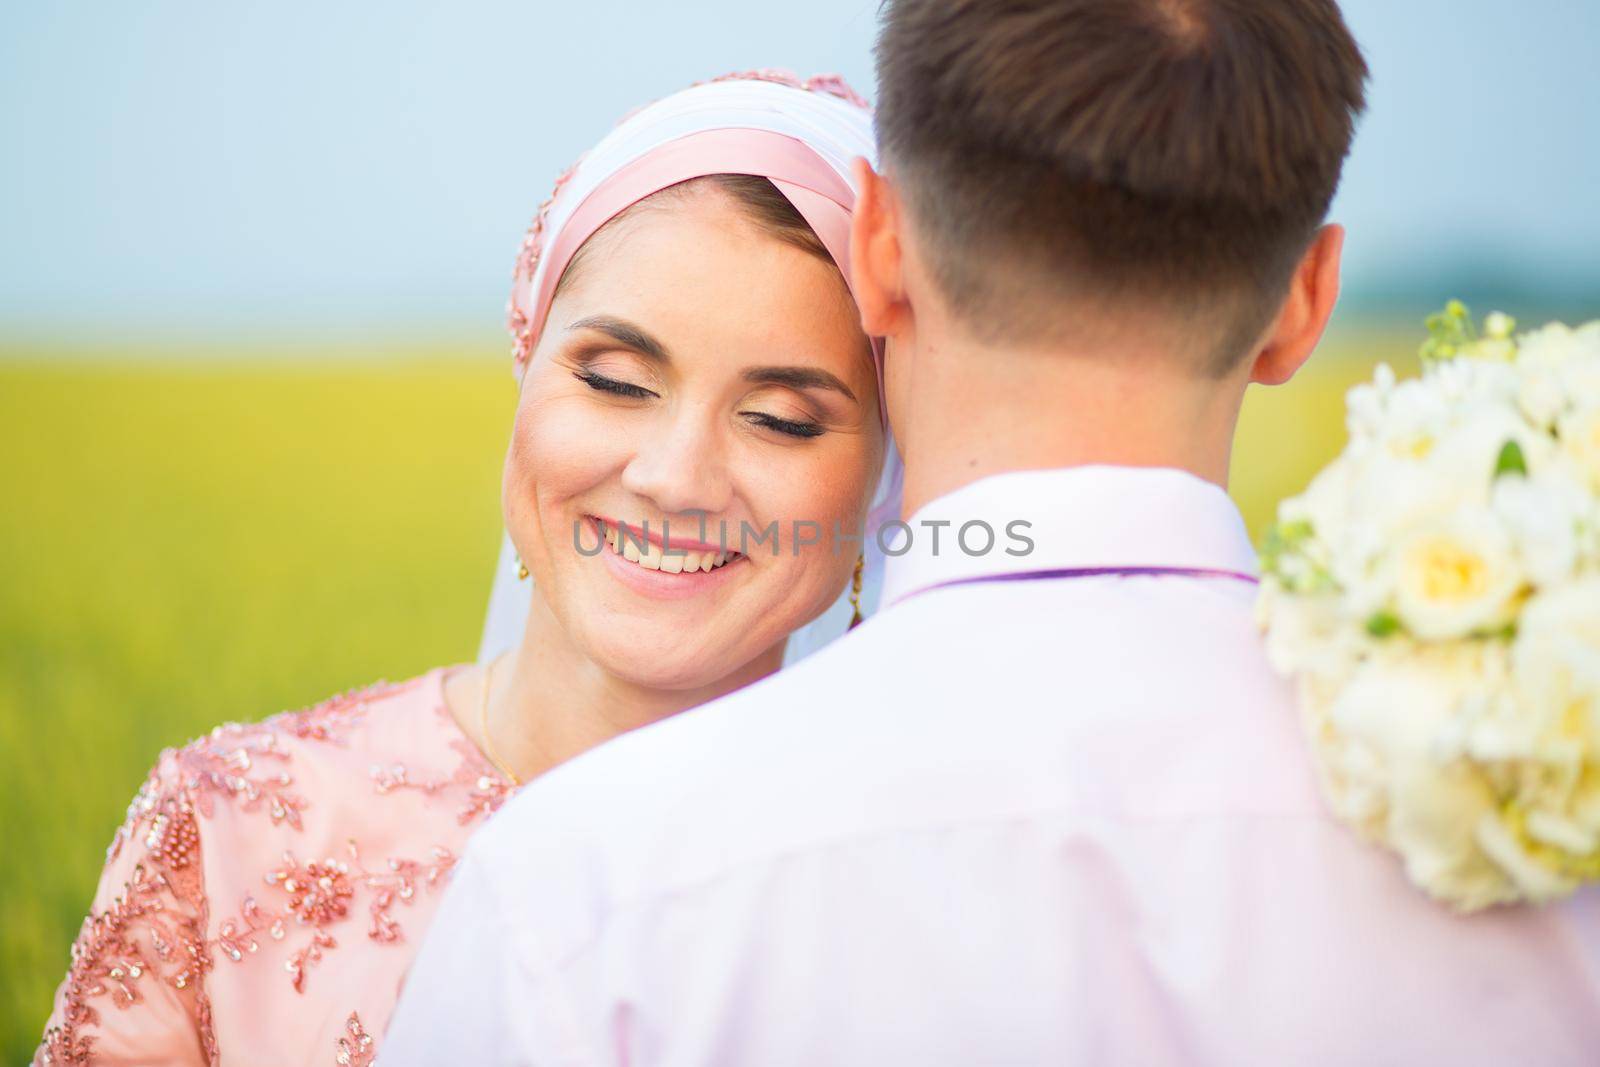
[478,655,521,786]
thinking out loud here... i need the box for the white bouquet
[1258,302,1600,910]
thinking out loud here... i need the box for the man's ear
[1249,224,1344,387]
[849,157,908,339]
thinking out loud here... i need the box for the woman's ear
[849,158,909,339]
[1249,224,1344,387]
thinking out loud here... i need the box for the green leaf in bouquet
[1260,519,1340,594]
[1473,621,1518,641]
[1365,611,1402,638]
[1419,299,1475,364]
[1500,799,1600,879]
[1260,518,1314,577]
[1493,439,1528,479]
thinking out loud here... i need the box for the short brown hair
[875,0,1368,372]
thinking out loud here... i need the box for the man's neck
[895,330,1249,520]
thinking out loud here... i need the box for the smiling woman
[506,173,883,697]
[34,73,900,1066]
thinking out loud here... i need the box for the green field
[0,328,1417,1060]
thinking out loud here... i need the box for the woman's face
[505,185,884,691]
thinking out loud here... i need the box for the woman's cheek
[801,441,875,532]
[515,393,619,503]
[504,391,629,573]
[772,442,877,601]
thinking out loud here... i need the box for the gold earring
[848,553,864,630]
[516,555,529,581]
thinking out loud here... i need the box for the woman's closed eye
[574,365,826,439]
[574,369,657,400]
[742,411,825,439]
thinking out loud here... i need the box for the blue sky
[3,0,1596,343]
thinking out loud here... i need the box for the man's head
[853,0,1368,390]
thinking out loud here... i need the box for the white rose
[1330,646,1474,761]
[1425,357,1519,411]
[1373,374,1455,460]
[1505,581,1600,869]
[1389,509,1524,640]
[1567,323,1600,391]
[1344,363,1395,441]
[1559,351,1600,405]
[1346,404,1544,564]
[1257,585,1355,681]
[1393,766,1522,910]
[1474,814,1577,906]
[1517,364,1570,428]
[1332,441,1493,621]
[1517,322,1599,370]
[1324,647,1520,908]
[1558,403,1600,491]
[1429,400,1556,482]
[1580,496,1600,572]
[1321,456,1400,614]
[1291,672,1385,834]
[1512,579,1600,744]
[1279,452,1356,556]
[1491,473,1582,588]
[1347,446,1472,542]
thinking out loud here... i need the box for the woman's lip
[588,515,739,555]
[593,536,748,600]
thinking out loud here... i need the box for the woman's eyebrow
[567,315,671,362]
[742,366,858,403]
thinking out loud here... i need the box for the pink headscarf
[503,71,885,421]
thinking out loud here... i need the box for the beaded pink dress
[36,666,512,1066]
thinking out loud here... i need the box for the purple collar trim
[895,565,1259,605]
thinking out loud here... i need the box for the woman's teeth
[601,521,737,574]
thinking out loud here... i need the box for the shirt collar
[880,465,1259,607]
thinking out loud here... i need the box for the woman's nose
[618,409,733,518]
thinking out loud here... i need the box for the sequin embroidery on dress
[36,671,513,1066]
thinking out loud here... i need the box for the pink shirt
[37,667,511,1066]
[387,466,1600,1066]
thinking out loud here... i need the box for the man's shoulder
[469,624,894,881]
[464,584,1323,935]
